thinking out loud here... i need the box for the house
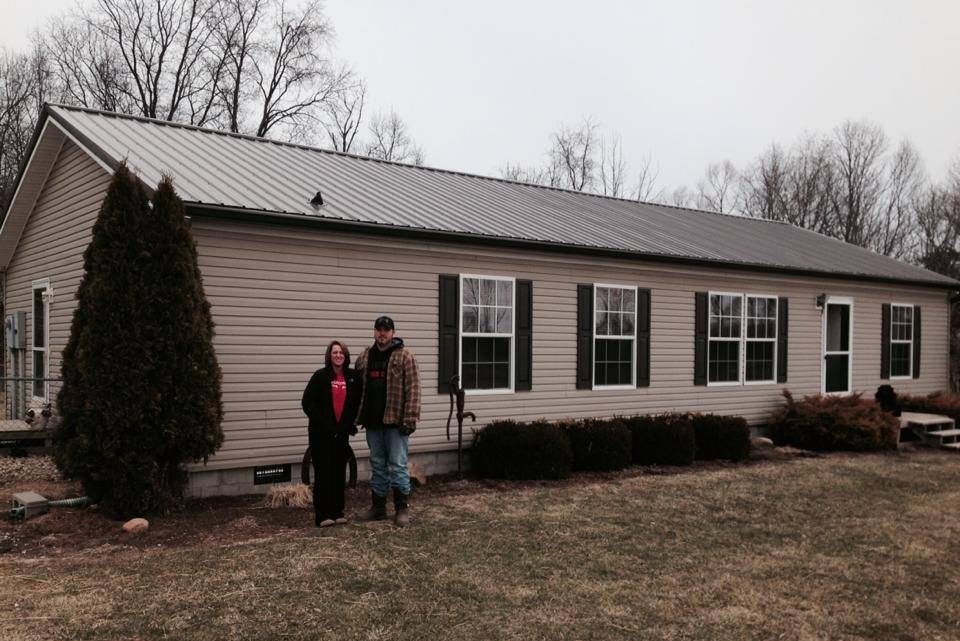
[2,104,957,495]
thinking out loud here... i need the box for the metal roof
[30,104,960,288]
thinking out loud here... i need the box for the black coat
[302,366,363,438]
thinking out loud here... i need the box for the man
[355,315,421,527]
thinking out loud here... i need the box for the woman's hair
[324,340,351,369]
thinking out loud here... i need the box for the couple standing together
[301,315,422,528]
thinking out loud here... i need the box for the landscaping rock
[750,436,774,450]
[122,518,149,534]
[409,462,427,487]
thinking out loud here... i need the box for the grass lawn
[2,450,959,640]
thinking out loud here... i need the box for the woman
[301,341,362,527]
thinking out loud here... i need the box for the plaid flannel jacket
[355,344,422,431]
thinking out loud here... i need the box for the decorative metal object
[445,375,476,476]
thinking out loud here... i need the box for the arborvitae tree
[54,165,223,517]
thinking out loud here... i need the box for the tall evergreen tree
[54,165,223,517]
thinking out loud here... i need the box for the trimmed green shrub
[562,418,633,471]
[471,420,573,480]
[54,168,223,517]
[624,414,695,466]
[771,390,899,452]
[690,413,751,461]
[898,392,960,423]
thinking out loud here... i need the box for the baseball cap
[374,315,395,330]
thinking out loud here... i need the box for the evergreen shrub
[471,420,572,480]
[562,418,633,471]
[772,390,899,452]
[624,414,695,466]
[690,413,751,461]
[54,167,223,517]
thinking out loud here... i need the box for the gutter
[186,203,960,291]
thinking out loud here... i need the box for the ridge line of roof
[46,103,786,226]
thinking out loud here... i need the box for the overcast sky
[3,0,959,193]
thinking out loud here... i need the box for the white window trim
[459,274,515,395]
[889,302,914,380]
[821,296,854,396]
[592,283,638,390]
[706,291,779,386]
[31,279,51,400]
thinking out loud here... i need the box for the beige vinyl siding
[3,141,110,401]
[189,219,951,471]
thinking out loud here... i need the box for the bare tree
[599,134,627,197]
[632,153,661,202]
[696,159,738,213]
[873,140,925,258]
[549,117,598,192]
[668,186,695,208]
[364,110,424,165]
[828,119,887,246]
[323,77,366,153]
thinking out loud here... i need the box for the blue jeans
[365,427,410,496]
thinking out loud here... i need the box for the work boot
[393,489,411,528]
[364,491,387,521]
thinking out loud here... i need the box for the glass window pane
[746,341,774,382]
[463,278,478,305]
[493,337,510,362]
[494,364,509,389]
[731,318,741,338]
[595,287,608,312]
[721,318,731,337]
[609,288,622,312]
[825,354,849,392]
[33,352,45,397]
[826,304,849,352]
[623,289,635,312]
[709,341,739,383]
[731,296,742,317]
[496,280,512,306]
[480,279,496,305]
[595,339,608,361]
[462,363,477,390]
[721,296,731,316]
[594,360,606,386]
[496,307,512,334]
[747,297,757,318]
[622,312,635,336]
[33,289,45,348]
[462,337,477,363]
[462,306,478,333]
[610,313,622,335]
[479,307,495,333]
[478,337,494,362]
[477,363,494,389]
[891,343,911,377]
[710,295,720,316]
[710,317,720,337]
[747,318,758,339]
[596,312,608,336]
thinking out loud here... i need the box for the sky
[3,0,959,194]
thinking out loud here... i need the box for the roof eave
[185,203,960,290]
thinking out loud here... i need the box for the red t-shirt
[331,373,347,423]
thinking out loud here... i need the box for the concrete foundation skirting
[187,449,463,498]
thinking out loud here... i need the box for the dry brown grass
[262,483,313,509]
[2,451,960,640]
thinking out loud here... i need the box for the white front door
[823,299,852,394]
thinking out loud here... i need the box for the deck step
[942,442,960,450]
[927,429,960,438]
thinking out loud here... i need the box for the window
[460,275,514,391]
[594,285,636,387]
[708,292,777,384]
[32,281,50,399]
[890,304,913,378]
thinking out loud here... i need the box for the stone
[408,462,427,487]
[122,518,149,534]
[750,436,774,450]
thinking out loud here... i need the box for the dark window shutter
[576,284,593,389]
[515,280,533,391]
[694,291,708,386]
[636,288,651,387]
[880,303,891,379]
[438,274,459,393]
[913,305,921,379]
[777,297,789,383]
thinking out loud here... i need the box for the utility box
[4,312,26,350]
[11,491,48,520]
